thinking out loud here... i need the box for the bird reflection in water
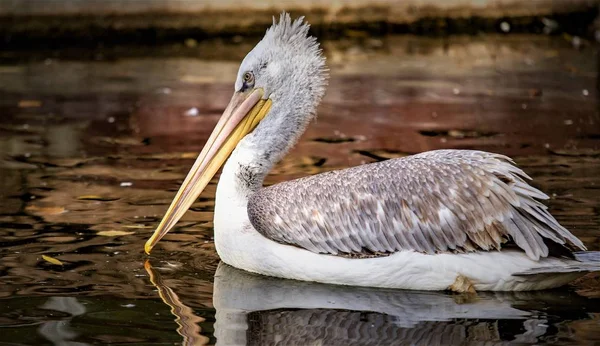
[144,261,210,346]
[145,261,596,345]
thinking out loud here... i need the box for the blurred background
[1,1,600,345]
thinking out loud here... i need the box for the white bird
[145,13,599,292]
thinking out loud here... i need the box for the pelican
[145,13,599,291]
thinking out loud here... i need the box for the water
[1,35,599,345]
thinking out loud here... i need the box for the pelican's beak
[145,88,272,254]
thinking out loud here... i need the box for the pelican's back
[248,149,585,260]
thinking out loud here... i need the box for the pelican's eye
[242,71,255,86]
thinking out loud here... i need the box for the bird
[145,13,600,292]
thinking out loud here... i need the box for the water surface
[1,35,599,345]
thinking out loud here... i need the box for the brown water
[1,35,599,345]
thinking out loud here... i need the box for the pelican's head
[145,13,328,254]
[237,13,328,112]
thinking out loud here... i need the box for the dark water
[1,35,599,345]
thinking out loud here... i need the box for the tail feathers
[514,251,600,276]
[573,251,600,262]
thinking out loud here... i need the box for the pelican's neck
[218,138,273,207]
[217,101,312,206]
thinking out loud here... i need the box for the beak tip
[144,242,153,255]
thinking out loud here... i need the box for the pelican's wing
[247,150,585,260]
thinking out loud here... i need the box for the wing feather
[247,150,586,260]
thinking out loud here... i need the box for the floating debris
[108,116,115,123]
[42,255,63,266]
[25,205,67,215]
[18,100,41,108]
[564,120,574,125]
[582,89,589,96]
[500,22,511,33]
[120,182,133,187]
[123,224,153,229]
[184,107,199,116]
[97,230,135,237]
[448,130,466,138]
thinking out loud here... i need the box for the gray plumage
[247,149,586,260]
